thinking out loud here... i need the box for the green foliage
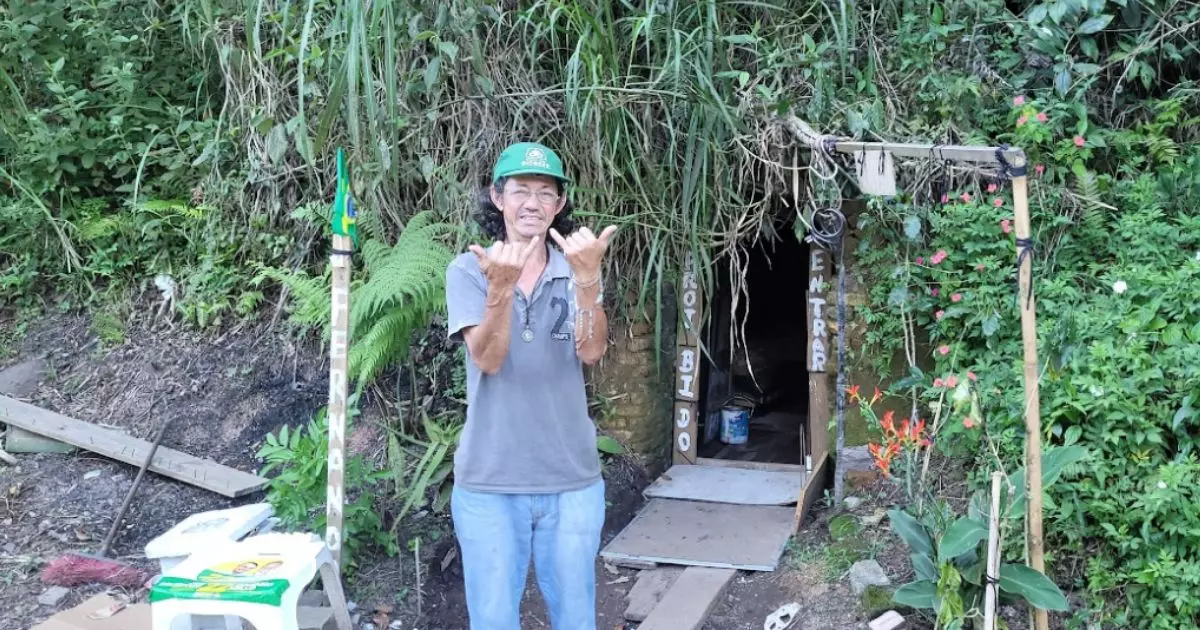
[886,448,1082,628]
[386,411,463,523]
[861,122,1200,626]
[256,407,396,573]
[349,212,457,388]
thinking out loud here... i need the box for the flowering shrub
[856,94,1200,628]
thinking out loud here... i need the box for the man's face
[490,174,566,242]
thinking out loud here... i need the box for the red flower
[935,310,945,320]
[934,378,945,387]
[938,345,950,356]
[987,183,998,193]
[1036,112,1048,123]
[951,293,962,303]
[1013,95,1025,106]
[963,417,977,429]
[994,197,1004,208]
[931,249,948,265]
[847,385,861,402]
[871,388,883,405]
[931,287,940,297]
[916,256,924,265]
[1074,136,1085,147]
[967,371,978,381]
[975,263,986,271]
[946,375,959,387]
[1017,115,1028,126]
[960,192,972,202]
[1035,164,1045,176]
[1001,219,1012,234]
[941,194,949,203]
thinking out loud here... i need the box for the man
[444,141,617,630]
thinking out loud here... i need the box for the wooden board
[637,566,737,630]
[674,252,703,464]
[695,458,807,473]
[0,395,267,498]
[624,567,683,622]
[795,451,830,528]
[599,498,795,571]
[644,464,806,506]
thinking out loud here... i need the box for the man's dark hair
[475,176,576,242]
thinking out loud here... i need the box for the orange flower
[847,385,861,402]
[871,388,883,405]
[881,411,896,438]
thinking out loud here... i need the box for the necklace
[518,253,548,343]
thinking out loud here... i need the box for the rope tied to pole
[1015,236,1037,309]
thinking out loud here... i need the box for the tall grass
[168,0,843,346]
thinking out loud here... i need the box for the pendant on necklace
[522,328,534,343]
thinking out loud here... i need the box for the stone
[38,586,70,607]
[839,446,874,472]
[847,470,880,489]
[869,610,907,630]
[848,560,891,596]
[860,508,888,528]
[844,496,863,510]
[0,359,73,455]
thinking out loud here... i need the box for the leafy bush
[858,101,1200,626]
[256,407,396,573]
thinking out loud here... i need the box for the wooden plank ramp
[637,566,736,630]
[600,498,794,571]
[0,395,267,498]
[644,463,807,505]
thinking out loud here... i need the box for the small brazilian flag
[331,148,359,247]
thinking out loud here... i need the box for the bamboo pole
[984,471,1003,630]
[1011,174,1047,630]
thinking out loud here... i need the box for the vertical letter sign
[674,253,702,464]
[326,148,358,568]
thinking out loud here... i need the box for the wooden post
[984,471,1002,630]
[673,252,702,464]
[1011,173,1047,630]
[805,246,830,463]
[796,245,831,527]
[326,233,352,568]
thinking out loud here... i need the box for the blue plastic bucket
[720,406,750,445]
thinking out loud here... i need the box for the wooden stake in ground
[1011,173,1047,630]
[326,148,358,568]
[984,470,1002,630]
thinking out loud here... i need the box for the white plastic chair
[148,532,353,630]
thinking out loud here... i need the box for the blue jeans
[450,479,606,630]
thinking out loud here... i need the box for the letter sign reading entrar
[808,249,829,373]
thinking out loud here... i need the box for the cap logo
[520,147,551,169]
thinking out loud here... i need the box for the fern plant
[255,210,457,390]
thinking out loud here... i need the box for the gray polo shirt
[444,245,602,494]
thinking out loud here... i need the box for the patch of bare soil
[0,308,653,630]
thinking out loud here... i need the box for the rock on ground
[848,560,891,596]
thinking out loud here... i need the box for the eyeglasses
[507,190,561,205]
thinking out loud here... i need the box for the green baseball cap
[491,142,571,184]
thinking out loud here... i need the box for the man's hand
[548,226,617,282]
[468,235,541,291]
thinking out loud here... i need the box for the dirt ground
[0,308,963,630]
